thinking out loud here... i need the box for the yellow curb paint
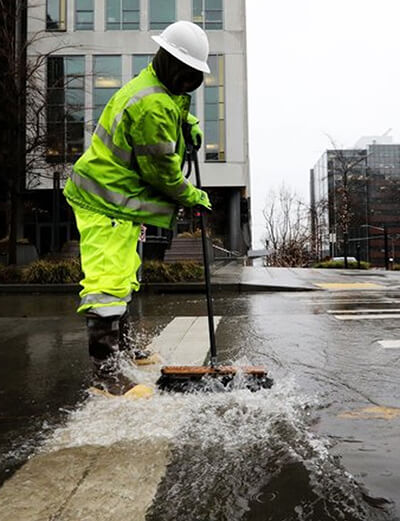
[124,384,154,400]
[88,385,154,400]
[314,282,383,290]
[339,406,400,420]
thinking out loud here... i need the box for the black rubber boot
[86,315,134,395]
[87,315,120,360]
[118,310,132,352]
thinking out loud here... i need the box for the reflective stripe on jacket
[63,63,204,229]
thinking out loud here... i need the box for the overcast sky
[246,0,400,248]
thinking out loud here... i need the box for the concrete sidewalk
[286,266,400,290]
[2,263,400,294]
[212,264,318,291]
[213,263,400,291]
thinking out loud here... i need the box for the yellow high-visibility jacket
[64,63,208,229]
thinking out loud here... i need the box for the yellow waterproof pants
[73,205,141,317]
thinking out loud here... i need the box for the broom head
[157,365,273,392]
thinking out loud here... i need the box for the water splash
[145,380,393,521]
[39,375,395,521]
[46,392,185,450]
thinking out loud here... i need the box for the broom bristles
[160,365,268,377]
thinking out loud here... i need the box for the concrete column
[141,0,148,30]
[122,54,131,84]
[28,0,46,32]
[178,0,191,20]
[229,188,242,253]
[96,0,105,32]
[67,0,75,31]
[84,55,93,148]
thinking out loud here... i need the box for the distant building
[353,135,393,149]
[22,0,250,257]
[311,142,400,266]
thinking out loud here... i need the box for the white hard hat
[152,21,210,74]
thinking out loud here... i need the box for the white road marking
[327,309,400,314]
[334,314,400,320]
[148,316,222,366]
[378,340,400,349]
[293,297,398,304]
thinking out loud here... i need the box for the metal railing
[212,244,241,258]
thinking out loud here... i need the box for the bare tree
[0,1,83,263]
[310,197,329,261]
[0,0,28,264]
[326,137,368,267]
[263,185,312,267]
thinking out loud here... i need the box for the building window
[46,0,66,31]
[193,0,223,30]
[132,54,153,77]
[149,0,175,30]
[106,0,140,30]
[204,55,225,161]
[93,56,122,124]
[47,56,85,163]
[75,0,94,30]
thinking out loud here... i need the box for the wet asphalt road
[1,289,400,520]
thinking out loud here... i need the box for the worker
[63,21,211,394]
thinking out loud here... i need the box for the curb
[0,282,319,294]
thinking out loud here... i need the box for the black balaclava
[153,47,204,95]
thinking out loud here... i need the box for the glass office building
[311,143,400,265]
[23,0,250,256]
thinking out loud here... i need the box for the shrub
[22,258,82,283]
[0,258,204,284]
[177,229,202,238]
[0,265,23,283]
[313,260,370,270]
[141,260,203,283]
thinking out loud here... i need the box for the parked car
[332,256,358,263]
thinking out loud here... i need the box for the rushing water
[1,292,399,520]
[38,375,395,521]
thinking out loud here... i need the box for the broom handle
[192,148,217,367]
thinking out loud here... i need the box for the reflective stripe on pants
[72,205,142,317]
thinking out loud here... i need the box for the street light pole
[384,225,389,270]
[343,229,348,268]
[356,242,361,269]
[343,169,348,269]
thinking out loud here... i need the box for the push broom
[157,148,273,392]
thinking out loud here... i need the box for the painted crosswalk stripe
[147,316,222,366]
[328,308,400,314]
[378,340,400,349]
[334,313,400,320]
